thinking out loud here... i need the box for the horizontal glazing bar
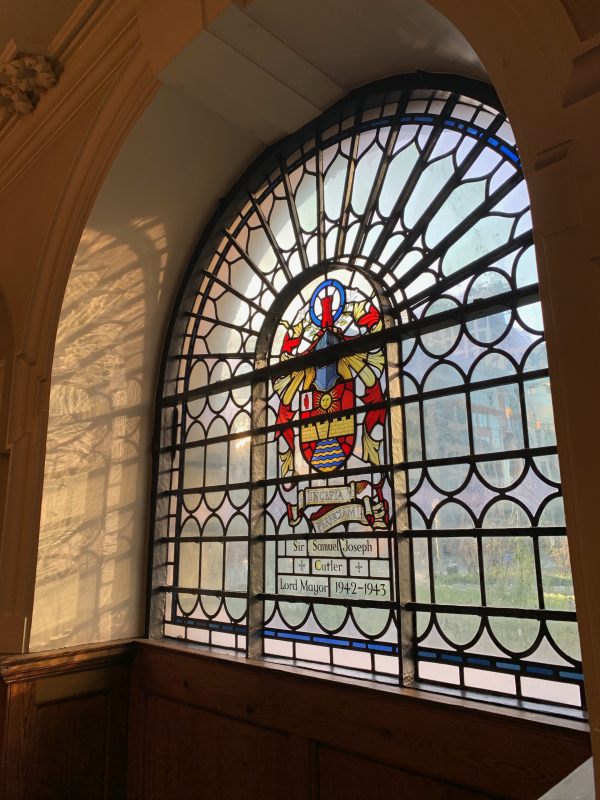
[158,368,549,453]
[405,526,566,538]
[397,368,549,403]
[161,284,540,406]
[157,536,251,544]
[157,479,251,497]
[257,463,393,489]
[158,586,247,598]
[171,618,247,635]
[264,627,398,653]
[258,592,396,609]
[155,445,559,498]
[405,601,576,621]
[416,648,582,674]
[402,444,558,471]
[158,532,396,544]
[261,531,393,542]
[156,527,567,545]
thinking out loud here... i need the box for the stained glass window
[151,78,584,715]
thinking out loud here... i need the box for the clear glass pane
[471,384,524,454]
[201,542,224,590]
[178,541,200,588]
[432,537,480,605]
[525,378,556,447]
[423,394,469,459]
[183,447,204,490]
[205,441,227,486]
[483,536,538,608]
[225,541,248,592]
[539,536,575,611]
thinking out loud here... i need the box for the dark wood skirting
[128,640,591,800]
[0,639,591,799]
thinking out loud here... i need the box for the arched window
[151,77,584,714]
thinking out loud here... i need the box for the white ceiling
[244,0,487,89]
[160,0,487,145]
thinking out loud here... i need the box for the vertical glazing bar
[316,130,326,264]
[248,376,266,658]
[387,333,414,685]
[334,105,361,258]
[148,404,175,638]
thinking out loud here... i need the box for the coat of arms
[272,277,390,533]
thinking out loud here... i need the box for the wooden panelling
[141,694,309,800]
[129,640,591,800]
[32,691,110,799]
[0,639,590,798]
[318,746,491,800]
[0,640,133,800]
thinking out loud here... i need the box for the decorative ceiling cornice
[0,0,148,197]
[0,40,61,121]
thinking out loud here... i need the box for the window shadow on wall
[30,219,167,650]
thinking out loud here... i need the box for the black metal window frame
[148,74,584,719]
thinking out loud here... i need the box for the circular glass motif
[309,278,346,327]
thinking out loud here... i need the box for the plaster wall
[29,86,261,649]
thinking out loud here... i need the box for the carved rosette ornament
[0,41,60,121]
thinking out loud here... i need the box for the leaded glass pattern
[259,270,400,675]
[151,79,584,714]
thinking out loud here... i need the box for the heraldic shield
[299,324,356,473]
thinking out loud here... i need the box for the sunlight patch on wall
[30,220,167,650]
